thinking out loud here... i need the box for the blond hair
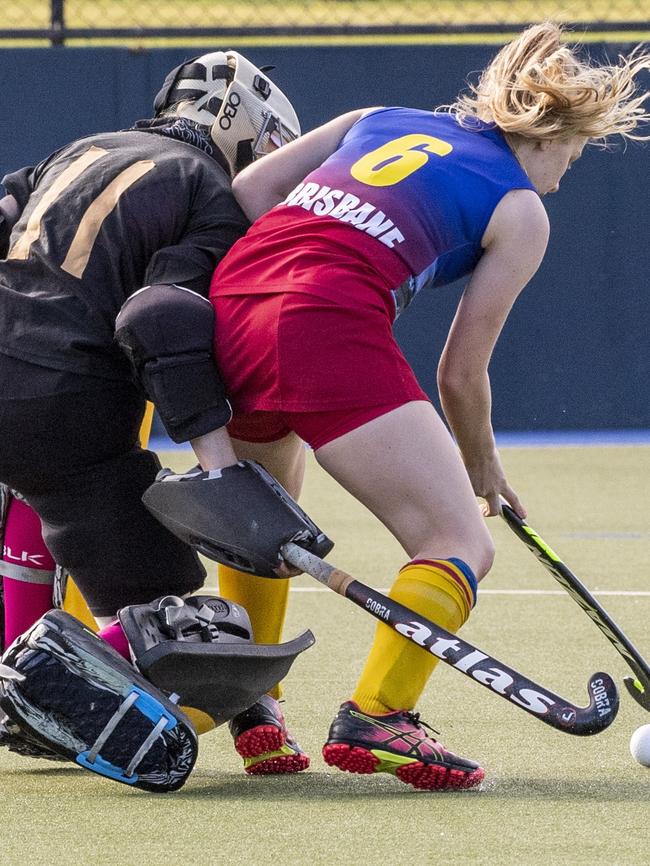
[450,22,650,141]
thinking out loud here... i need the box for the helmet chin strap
[235,140,255,174]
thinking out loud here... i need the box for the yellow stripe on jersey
[62,160,155,278]
[8,147,108,261]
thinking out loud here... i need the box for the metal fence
[1,0,649,44]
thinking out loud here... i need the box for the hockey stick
[500,503,650,712]
[281,542,618,736]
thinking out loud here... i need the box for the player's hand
[465,449,526,518]
[486,484,526,520]
[274,560,302,578]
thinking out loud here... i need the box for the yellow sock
[218,564,290,700]
[63,577,98,630]
[352,559,476,715]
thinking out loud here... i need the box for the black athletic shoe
[323,701,484,790]
[228,695,310,775]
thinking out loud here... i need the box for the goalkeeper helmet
[153,50,300,176]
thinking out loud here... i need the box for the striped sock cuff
[407,557,478,609]
[447,557,478,607]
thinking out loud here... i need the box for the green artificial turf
[0,444,648,865]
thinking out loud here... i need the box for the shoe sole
[245,751,311,775]
[235,724,310,775]
[235,724,285,758]
[322,743,484,791]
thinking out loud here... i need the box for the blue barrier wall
[1,46,648,430]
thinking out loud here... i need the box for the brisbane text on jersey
[282,181,406,249]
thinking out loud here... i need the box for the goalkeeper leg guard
[0,610,198,791]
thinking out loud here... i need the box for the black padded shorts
[0,355,205,616]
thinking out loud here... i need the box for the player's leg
[0,363,265,747]
[58,576,98,629]
[0,490,56,650]
[220,430,306,692]
[41,449,206,621]
[61,400,156,631]
[34,442,215,733]
[0,369,205,622]
[37,440,319,742]
[209,291,485,784]
[315,400,492,790]
[219,429,311,774]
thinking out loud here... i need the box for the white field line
[289,587,650,596]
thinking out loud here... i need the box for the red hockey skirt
[212,290,429,450]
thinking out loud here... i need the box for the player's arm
[0,194,20,258]
[114,162,250,448]
[437,189,550,518]
[232,108,379,221]
[0,163,39,256]
[142,179,250,297]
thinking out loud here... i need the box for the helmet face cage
[155,50,300,176]
[252,109,300,158]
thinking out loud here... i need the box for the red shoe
[229,695,310,775]
[323,701,484,790]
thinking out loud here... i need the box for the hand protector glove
[142,459,334,578]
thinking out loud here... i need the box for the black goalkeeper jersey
[0,129,249,379]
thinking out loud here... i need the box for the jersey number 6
[350,134,452,187]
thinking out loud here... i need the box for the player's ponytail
[449,22,650,142]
